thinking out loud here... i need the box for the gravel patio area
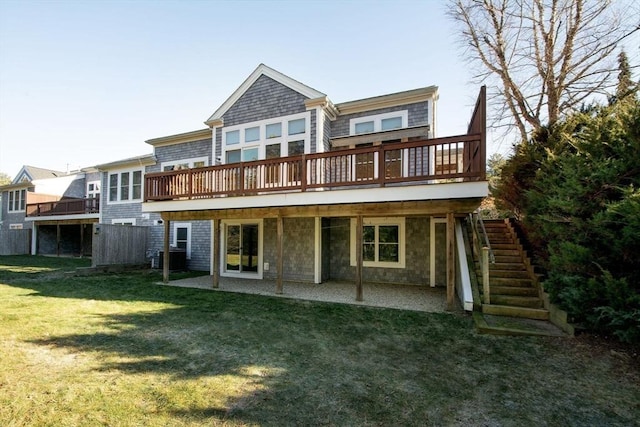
[161,275,455,313]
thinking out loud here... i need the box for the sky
[0,0,637,179]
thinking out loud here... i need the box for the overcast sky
[0,0,637,178]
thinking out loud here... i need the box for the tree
[0,172,11,186]
[448,0,639,142]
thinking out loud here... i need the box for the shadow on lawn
[7,267,465,425]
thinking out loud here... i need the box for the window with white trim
[8,189,26,212]
[173,223,192,259]
[221,112,311,164]
[349,110,408,135]
[350,217,405,268]
[108,169,143,203]
[161,156,208,172]
[112,218,136,225]
[86,181,100,199]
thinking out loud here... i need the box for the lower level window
[350,217,405,268]
[173,223,192,259]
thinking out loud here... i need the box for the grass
[1,255,638,426]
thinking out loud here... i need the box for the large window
[108,169,143,203]
[221,112,310,165]
[8,189,26,212]
[350,110,408,135]
[350,217,405,268]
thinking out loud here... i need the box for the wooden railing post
[378,146,385,187]
[482,246,490,304]
[301,155,307,192]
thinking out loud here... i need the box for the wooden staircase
[474,219,549,320]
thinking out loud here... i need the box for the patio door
[223,221,262,278]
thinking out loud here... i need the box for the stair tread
[482,304,550,320]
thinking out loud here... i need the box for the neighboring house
[141,64,488,308]
[0,165,100,256]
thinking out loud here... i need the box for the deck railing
[26,197,100,217]
[144,134,484,202]
[145,85,487,202]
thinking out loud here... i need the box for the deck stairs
[473,219,549,320]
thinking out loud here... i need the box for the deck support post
[163,218,170,284]
[276,216,284,295]
[79,223,84,257]
[213,218,220,289]
[355,215,363,301]
[56,223,61,257]
[446,212,455,310]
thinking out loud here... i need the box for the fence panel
[91,224,149,267]
[0,229,31,255]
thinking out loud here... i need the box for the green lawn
[1,255,638,426]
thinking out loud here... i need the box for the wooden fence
[91,224,149,267]
[0,229,31,255]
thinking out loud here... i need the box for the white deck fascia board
[25,213,100,222]
[142,181,488,213]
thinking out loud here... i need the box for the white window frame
[161,156,209,171]
[8,189,26,212]
[349,110,408,135]
[350,217,406,268]
[221,112,311,165]
[111,218,137,225]
[86,181,100,199]
[220,219,263,280]
[173,222,192,260]
[107,168,144,204]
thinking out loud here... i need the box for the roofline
[205,64,326,126]
[95,154,157,171]
[0,182,32,191]
[335,86,439,115]
[146,128,211,147]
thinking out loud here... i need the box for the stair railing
[468,211,495,304]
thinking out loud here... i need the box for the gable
[205,64,325,126]
[222,75,310,127]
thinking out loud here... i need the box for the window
[266,123,282,139]
[112,218,136,226]
[173,223,192,259]
[8,189,26,212]
[349,110,408,135]
[355,121,374,134]
[226,130,240,145]
[350,217,405,268]
[108,169,144,203]
[381,116,402,131]
[86,181,100,199]
[161,157,209,172]
[288,118,305,135]
[221,112,310,165]
[245,126,260,142]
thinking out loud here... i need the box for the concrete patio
[161,275,457,313]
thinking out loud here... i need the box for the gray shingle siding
[331,101,429,138]
[322,111,332,152]
[263,217,315,282]
[147,138,212,173]
[215,75,311,157]
[326,216,430,285]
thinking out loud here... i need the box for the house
[0,165,101,256]
[1,64,487,310]
[141,64,488,309]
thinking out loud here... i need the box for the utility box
[157,248,187,271]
